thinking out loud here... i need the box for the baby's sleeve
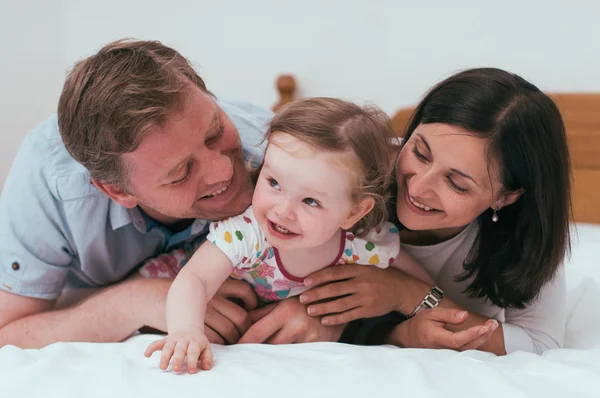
[348,222,400,268]
[206,207,261,268]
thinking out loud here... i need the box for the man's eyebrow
[206,110,220,137]
[164,157,193,181]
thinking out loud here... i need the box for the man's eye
[206,127,223,145]
[172,174,189,185]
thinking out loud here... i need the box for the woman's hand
[299,265,409,325]
[388,307,499,351]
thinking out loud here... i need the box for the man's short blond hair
[58,39,210,188]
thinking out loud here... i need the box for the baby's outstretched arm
[144,242,234,373]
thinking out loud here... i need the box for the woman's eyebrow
[415,133,432,152]
[416,133,479,187]
[451,168,479,187]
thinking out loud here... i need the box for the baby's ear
[341,196,375,230]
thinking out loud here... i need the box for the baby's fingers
[171,340,190,373]
[159,340,177,371]
[186,342,202,374]
[144,339,166,358]
[200,344,214,371]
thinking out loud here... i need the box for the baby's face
[252,133,358,252]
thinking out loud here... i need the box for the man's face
[121,87,254,223]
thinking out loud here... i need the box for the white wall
[2,0,600,189]
[0,1,66,189]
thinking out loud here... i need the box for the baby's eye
[268,178,280,189]
[303,198,320,207]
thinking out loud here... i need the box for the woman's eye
[446,176,468,194]
[412,146,429,162]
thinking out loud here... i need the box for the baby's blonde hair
[265,97,395,237]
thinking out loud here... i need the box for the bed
[1,77,599,398]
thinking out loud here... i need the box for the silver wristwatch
[407,286,444,318]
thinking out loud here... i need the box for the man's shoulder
[218,98,271,165]
[219,98,274,124]
[219,98,272,139]
[14,114,100,202]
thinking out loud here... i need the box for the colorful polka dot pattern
[204,207,400,303]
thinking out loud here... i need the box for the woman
[298,67,571,355]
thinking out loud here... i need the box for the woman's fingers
[300,281,357,305]
[427,319,495,349]
[457,320,499,351]
[303,265,358,288]
[321,307,364,326]
[307,295,360,318]
[426,307,470,325]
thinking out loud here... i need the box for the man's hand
[239,297,345,344]
[203,280,258,344]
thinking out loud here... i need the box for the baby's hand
[144,327,213,373]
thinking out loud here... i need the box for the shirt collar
[109,200,146,232]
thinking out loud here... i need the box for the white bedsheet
[1,224,599,398]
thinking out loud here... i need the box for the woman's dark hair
[400,68,572,309]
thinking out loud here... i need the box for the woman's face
[396,123,510,233]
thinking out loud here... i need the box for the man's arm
[0,290,56,330]
[0,278,168,348]
[0,277,258,349]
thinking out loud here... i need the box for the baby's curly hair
[265,97,395,237]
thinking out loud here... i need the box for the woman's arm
[387,266,566,355]
[384,274,507,355]
[502,267,566,354]
[301,264,499,352]
[302,262,565,354]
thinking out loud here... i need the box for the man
[0,39,343,348]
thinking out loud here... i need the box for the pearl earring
[492,209,499,223]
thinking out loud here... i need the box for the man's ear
[92,179,138,209]
[341,196,375,230]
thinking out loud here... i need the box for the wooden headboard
[274,77,600,224]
